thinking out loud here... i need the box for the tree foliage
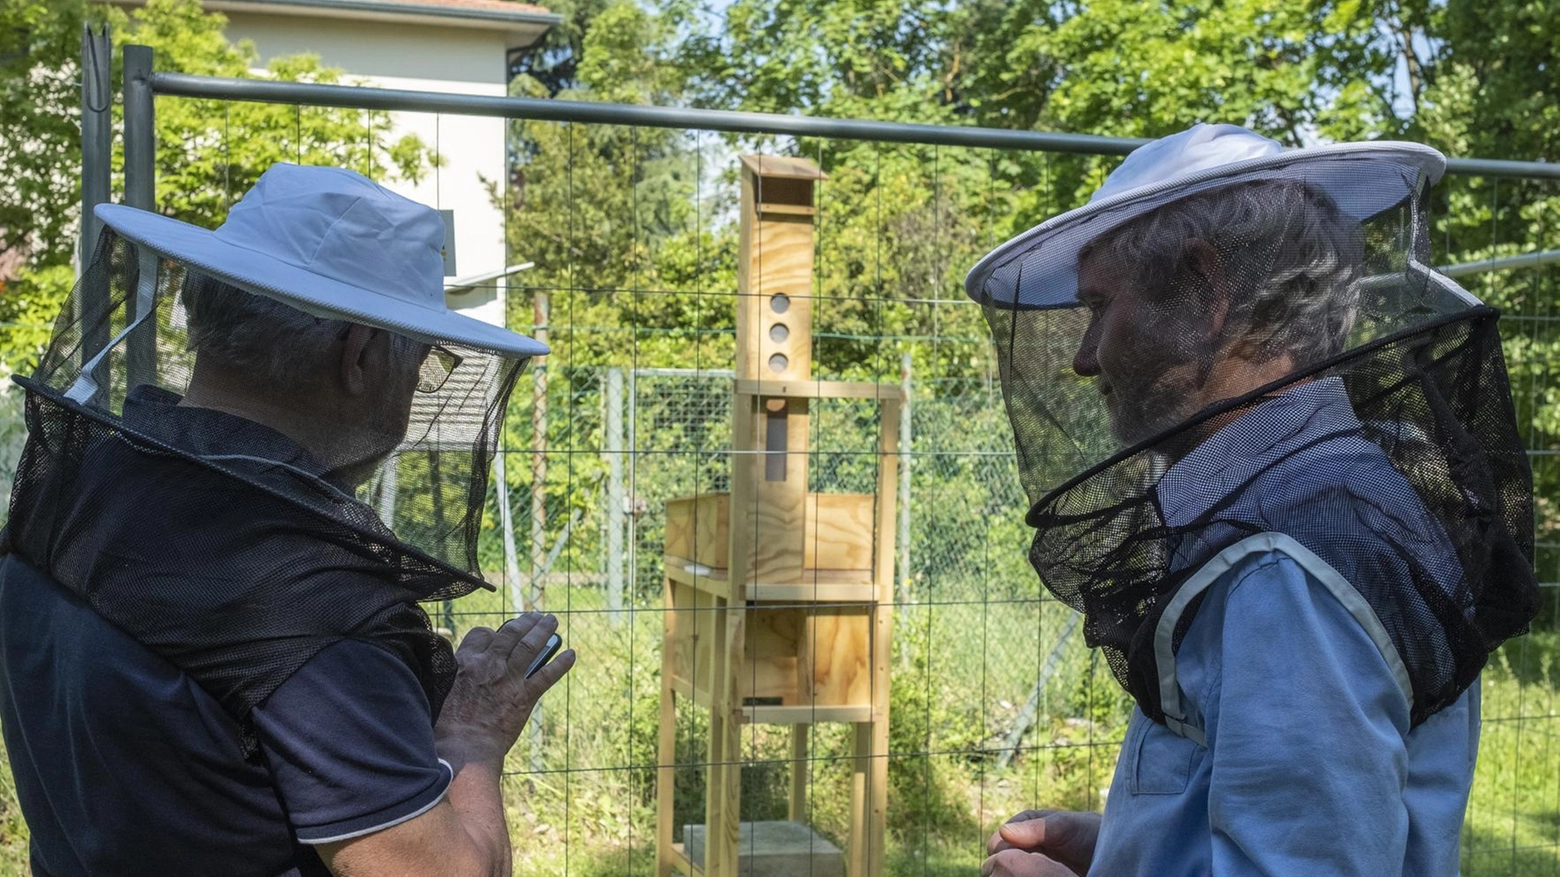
[0,0,108,269]
[491,0,1560,600]
[2,0,1559,508]
[0,0,434,375]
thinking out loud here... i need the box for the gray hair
[1084,180,1365,365]
[180,273,345,390]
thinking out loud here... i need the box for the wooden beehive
[657,155,899,877]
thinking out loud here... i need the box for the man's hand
[434,613,575,769]
[320,614,574,877]
[985,810,1101,877]
[980,849,1078,877]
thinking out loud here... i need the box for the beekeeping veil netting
[967,129,1537,730]
[5,215,529,757]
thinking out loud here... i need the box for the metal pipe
[1441,247,1560,279]
[1442,157,1560,181]
[897,352,912,604]
[148,72,1145,157]
[146,68,1560,179]
[78,25,113,399]
[79,25,112,268]
[124,44,158,391]
[605,367,624,628]
[124,47,157,221]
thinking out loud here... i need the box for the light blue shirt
[1089,379,1479,876]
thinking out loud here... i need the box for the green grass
[1462,629,1560,876]
[0,584,1554,874]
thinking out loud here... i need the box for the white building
[107,0,559,326]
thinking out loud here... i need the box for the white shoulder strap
[1152,532,1413,746]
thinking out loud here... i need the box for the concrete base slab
[683,820,846,877]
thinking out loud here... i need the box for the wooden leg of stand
[703,598,745,877]
[702,600,727,877]
[865,718,889,877]
[847,722,868,877]
[866,600,892,877]
[658,574,683,873]
[789,723,809,822]
[714,601,746,876]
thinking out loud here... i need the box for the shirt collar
[121,385,338,485]
[1153,376,1364,528]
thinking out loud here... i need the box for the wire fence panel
[4,76,1559,874]
[445,139,1560,874]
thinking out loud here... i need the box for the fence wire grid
[2,73,1559,876]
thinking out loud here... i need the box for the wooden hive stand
[655,155,900,877]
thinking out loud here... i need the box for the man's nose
[1073,337,1101,377]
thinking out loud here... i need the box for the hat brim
[95,203,550,358]
[965,142,1446,311]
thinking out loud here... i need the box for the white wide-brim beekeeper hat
[964,123,1448,310]
[95,162,548,358]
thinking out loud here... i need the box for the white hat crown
[1090,123,1284,204]
[213,164,446,311]
[94,162,546,357]
[965,123,1449,309]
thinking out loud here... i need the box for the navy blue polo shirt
[0,559,452,877]
[0,388,453,876]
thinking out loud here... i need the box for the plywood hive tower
[656,155,900,877]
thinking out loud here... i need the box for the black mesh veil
[971,150,1537,730]
[4,228,526,755]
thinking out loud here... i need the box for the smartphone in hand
[525,633,564,679]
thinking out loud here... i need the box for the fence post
[627,368,638,605]
[898,352,912,604]
[996,612,1081,769]
[123,44,157,391]
[529,290,550,613]
[77,27,113,399]
[80,26,111,270]
[376,458,398,531]
[123,45,155,214]
[605,367,625,627]
[496,447,525,616]
[526,290,549,776]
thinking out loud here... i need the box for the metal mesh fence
[437,145,1560,874]
[453,362,1132,875]
[4,79,1560,874]
[452,333,1560,876]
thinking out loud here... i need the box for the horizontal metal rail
[149,71,1560,178]
[149,73,1141,155]
[1442,247,1560,278]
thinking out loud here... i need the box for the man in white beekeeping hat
[0,164,573,876]
[972,124,1537,876]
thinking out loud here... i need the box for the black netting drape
[972,152,1537,730]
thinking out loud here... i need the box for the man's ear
[1182,238,1229,339]
[339,324,376,396]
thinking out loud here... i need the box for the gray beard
[1106,382,1201,447]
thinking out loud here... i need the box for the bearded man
[970,124,1537,876]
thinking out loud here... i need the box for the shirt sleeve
[252,639,452,845]
[1204,552,1412,875]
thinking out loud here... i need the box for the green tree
[0,0,110,268]
[503,0,703,369]
[0,0,435,376]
